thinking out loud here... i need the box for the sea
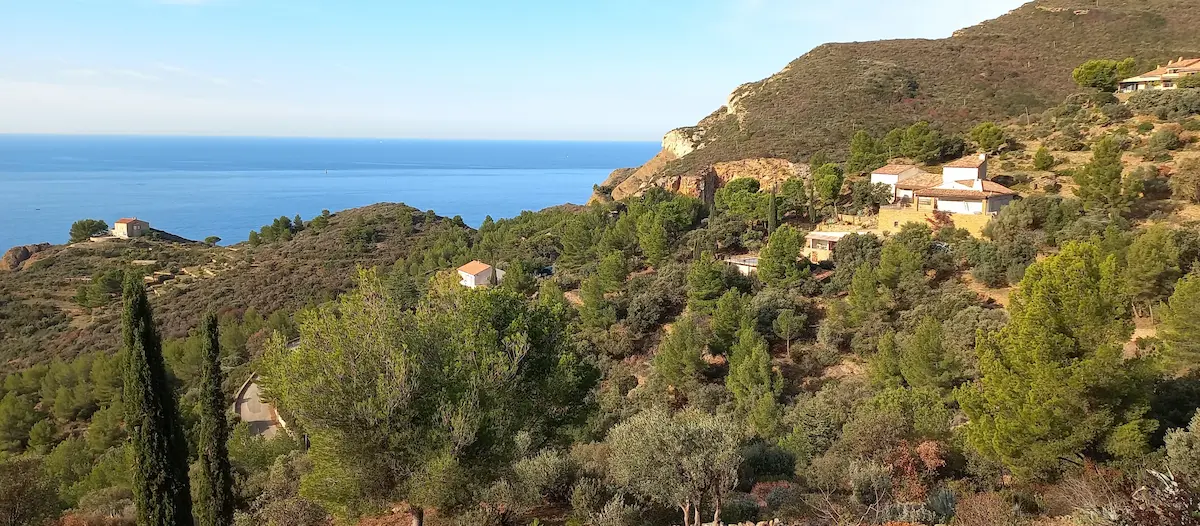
[0,135,660,249]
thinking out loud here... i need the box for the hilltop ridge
[597,0,1200,201]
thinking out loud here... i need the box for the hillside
[0,204,473,368]
[601,0,1200,200]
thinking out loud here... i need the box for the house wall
[935,198,985,215]
[734,263,756,276]
[804,246,834,264]
[870,174,900,200]
[459,271,479,288]
[942,165,985,185]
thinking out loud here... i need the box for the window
[811,239,832,251]
[918,197,934,207]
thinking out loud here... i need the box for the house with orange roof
[112,218,150,239]
[457,260,505,289]
[1119,58,1200,92]
[891,154,1016,215]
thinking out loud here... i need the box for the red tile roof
[1131,58,1200,79]
[916,180,1015,199]
[115,218,143,225]
[872,164,919,175]
[458,260,492,275]
[944,155,988,168]
[895,173,943,190]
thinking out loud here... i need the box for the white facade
[941,154,988,185]
[113,219,149,239]
[458,261,505,289]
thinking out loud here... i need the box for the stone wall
[876,207,993,237]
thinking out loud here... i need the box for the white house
[113,218,150,239]
[1119,58,1200,92]
[870,164,927,202]
[903,154,1015,215]
[458,260,505,289]
[723,255,759,276]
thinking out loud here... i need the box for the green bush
[1128,90,1200,120]
[1100,103,1133,122]
[1149,128,1183,151]
[513,449,577,504]
[720,492,760,523]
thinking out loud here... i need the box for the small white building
[113,218,150,239]
[870,164,927,202]
[458,260,505,289]
[723,255,759,276]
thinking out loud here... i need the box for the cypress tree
[766,186,779,234]
[196,313,234,526]
[122,276,193,526]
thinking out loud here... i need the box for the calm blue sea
[0,136,659,249]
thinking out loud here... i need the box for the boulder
[0,243,51,271]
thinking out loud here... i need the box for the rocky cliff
[597,0,1200,200]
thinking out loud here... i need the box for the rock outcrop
[1,243,51,272]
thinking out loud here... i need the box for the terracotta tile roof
[944,155,988,168]
[458,260,492,276]
[916,180,1015,199]
[955,180,979,187]
[115,218,143,224]
[895,173,943,190]
[1129,58,1200,79]
[872,164,919,175]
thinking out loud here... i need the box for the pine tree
[957,242,1157,480]
[1162,271,1200,370]
[899,317,961,393]
[195,314,234,526]
[638,213,669,268]
[726,326,783,438]
[1074,136,1141,214]
[766,186,779,234]
[653,314,709,394]
[122,277,193,526]
[686,252,726,313]
[757,225,804,287]
[709,290,747,356]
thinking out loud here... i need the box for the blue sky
[0,0,1023,140]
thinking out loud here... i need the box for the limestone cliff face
[596,129,807,203]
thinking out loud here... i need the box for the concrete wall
[877,207,994,237]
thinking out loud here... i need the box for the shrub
[1137,121,1156,134]
[569,477,608,518]
[953,492,1022,526]
[513,449,577,504]
[589,497,642,526]
[1149,128,1183,151]
[739,442,797,488]
[720,492,760,523]
[1033,147,1056,171]
[1129,90,1200,120]
[1101,102,1133,122]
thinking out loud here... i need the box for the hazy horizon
[1,1,1024,141]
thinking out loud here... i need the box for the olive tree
[605,409,742,526]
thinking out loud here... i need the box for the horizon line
[0,132,662,144]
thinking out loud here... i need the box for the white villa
[458,260,505,289]
[893,154,1015,215]
[113,218,150,239]
[1119,58,1200,92]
